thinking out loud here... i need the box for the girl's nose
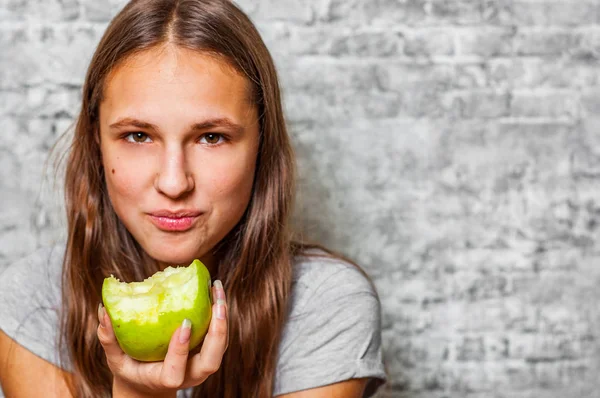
[154,147,195,199]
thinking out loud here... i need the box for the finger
[186,294,228,383]
[97,303,127,372]
[212,283,228,349]
[212,280,225,301]
[186,279,224,358]
[159,319,192,389]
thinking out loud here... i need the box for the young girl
[0,0,387,397]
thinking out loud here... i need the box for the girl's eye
[200,133,224,145]
[125,132,151,143]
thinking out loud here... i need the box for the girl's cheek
[210,161,254,197]
[105,159,146,197]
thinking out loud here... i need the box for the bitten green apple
[101,259,212,362]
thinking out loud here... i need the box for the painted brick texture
[2,1,600,397]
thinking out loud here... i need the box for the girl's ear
[95,125,103,162]
[94,124,101,146]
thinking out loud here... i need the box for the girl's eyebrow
[108,117,246,135]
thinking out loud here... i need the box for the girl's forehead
[100,45,256,125]
[103,45,251,103]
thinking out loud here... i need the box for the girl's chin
[145,248,198,266]
[144,246,214,270]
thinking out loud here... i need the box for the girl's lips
[148,215,199,232]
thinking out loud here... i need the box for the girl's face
[99,46,259,271]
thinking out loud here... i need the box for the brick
[538,303,594,335]
[386,303,434,334]
[513,28,579,56]
[393,337,450,368]
[260,24,404,57]
[281,59,377,93]
[392,277,447,305]
[571,201,600,241]
[430,300,508,333]
[0,85,81,118]
[534,360,592,388]
[441,90,510,118]
[428,0,482,25]
[532,249,584,272]
[35,205,67,249]
[451,362,538,392]
[510,91,579,118]
[400,85,449,118]
[0,117,20,152]
[488,58,600,89]
[573,117,600,178]
[230,0,260,16]
[572,28,600,61]
[321,0,379,23]
[503,298,539,332]
[322,0,428,26]
[83,0,127,22]
[31,117,62,152]
[0,25,104,87]
[0,26,30,89]
[454,63,488,88]
[509,334,589,362]
[2,117,54,158]
[581,90,600,115]
[17,157,42,194]
[0,149,21,190]
[0,222,38,268]
[376,64,489,117]
[284,89,402,124]
[266,25,404,57]
[512,273,577,305]
[403,28,455,57]
[447,363,491,392]
[250,0,314,24]
[514,28,579,56]
[482,0,513,24]
[376,62,454,91]
[511,2,599,26]
[390,366,450,391]
[454,336,486,361]
[328,30,403,57]
[1,0,79,21]
[450,272,511,301]
[493,120,573,152]
[456,27,515,57]
[27,85,81,118]
[495,362,538,391]
[444,248,533,273]
[0,89,27,116]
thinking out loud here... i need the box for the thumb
[97,303,127,371]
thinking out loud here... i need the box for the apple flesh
[102,259,212,362]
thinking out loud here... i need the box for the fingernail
[216,299,226,320]
[98,303,106,328]
[179,319,192,344]
[214,279,226,300]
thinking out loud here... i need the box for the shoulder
[0,243,66,369]
[274,248,386,397]
[0,243,64,280]
[289,249,378,313]
[0,244,64,304]
[286,248,382,340]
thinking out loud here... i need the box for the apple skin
[102,260,213,362]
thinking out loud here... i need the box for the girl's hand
[97,280,228,398]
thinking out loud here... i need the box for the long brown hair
[59,0,298,396]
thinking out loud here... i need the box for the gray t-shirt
[0,245,386,397]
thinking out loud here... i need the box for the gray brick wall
[2,0,600,397]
